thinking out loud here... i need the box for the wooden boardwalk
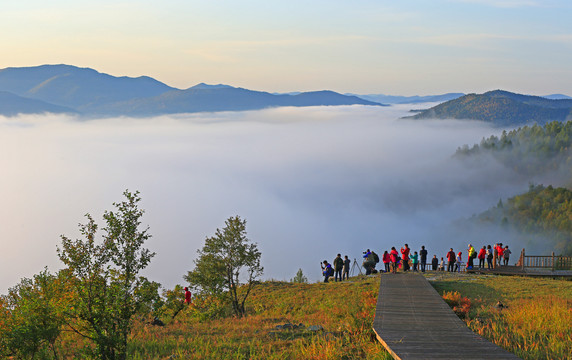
[372,273,521,360]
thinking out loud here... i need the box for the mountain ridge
[0,65,384,117]
[406,90,572,126]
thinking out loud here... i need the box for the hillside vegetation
[456,120,572,178]
[1,276,387,359]
[475,184,572,255]
[3,269,571,359]
[455,121,572,255]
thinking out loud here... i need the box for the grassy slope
[429,273,572,360]
[127,277,389,360]
[53,274,571,359]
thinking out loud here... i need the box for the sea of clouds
[0,104,547,292]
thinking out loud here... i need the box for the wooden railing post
[521,248,525,271]
[552,252,555,272]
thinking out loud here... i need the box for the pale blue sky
[1,0,571,95]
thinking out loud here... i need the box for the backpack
[471,252,477,259]
[327,267,334,276]
[372,251,380,263]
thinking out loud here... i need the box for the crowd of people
[321,242,513,281]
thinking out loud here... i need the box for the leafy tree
[185,216,263,318]
[291,268,308,283]
[57,190,156,360]
[0,269,71,359]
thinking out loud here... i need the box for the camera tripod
[350,258,363,277]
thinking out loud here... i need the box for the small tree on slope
[185,216,263,318]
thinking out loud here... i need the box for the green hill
[475,184,572,256]
[456,120,572,179]
[408,90,572,126]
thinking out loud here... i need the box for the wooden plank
[372,273,521,360]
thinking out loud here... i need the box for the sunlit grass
[47,273,572,359]
[430,273,572,360]
[54,276,389,359]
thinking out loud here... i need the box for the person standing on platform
[486,245,493,269]
[503,245,512,266]
[447,248,456,272]
[431,255,439,271]
[390,247,399,274]
[411,251,419,272]
[420,245,428,272]
[467,244,476,270]
[382,251,391,273]
[401,244,411,272]
[455,252,462,272]
[478,246,486,269]
[497,244,504,266]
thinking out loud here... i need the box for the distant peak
[189,83,234,90]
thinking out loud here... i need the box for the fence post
[552,252,555,272]
[521,248,525,271]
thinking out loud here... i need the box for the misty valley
[1,103,571,293]
[1,102,572,359]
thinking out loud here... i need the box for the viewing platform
[466,250,572,277]
[372,273,520,360]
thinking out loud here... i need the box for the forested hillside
[456,121,572,255]
[456,120,572,179]
[476,185,572,255]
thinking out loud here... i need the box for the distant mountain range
[1,65,570,119]
[0,65,382,117]
[406,90,572,126]
[347,92,465,104]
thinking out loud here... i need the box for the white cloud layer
[0,105,549,292]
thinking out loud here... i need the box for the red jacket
[478,248,486,260]
[390,249,399,263]
[383,253,390,263]
[446,250,455,262]
[401,247,410,261]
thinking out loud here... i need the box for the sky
[0,105,556,293]
[0,0,571,95]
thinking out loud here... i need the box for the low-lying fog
[0,105,541,292]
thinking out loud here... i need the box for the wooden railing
[516,249,572,271]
